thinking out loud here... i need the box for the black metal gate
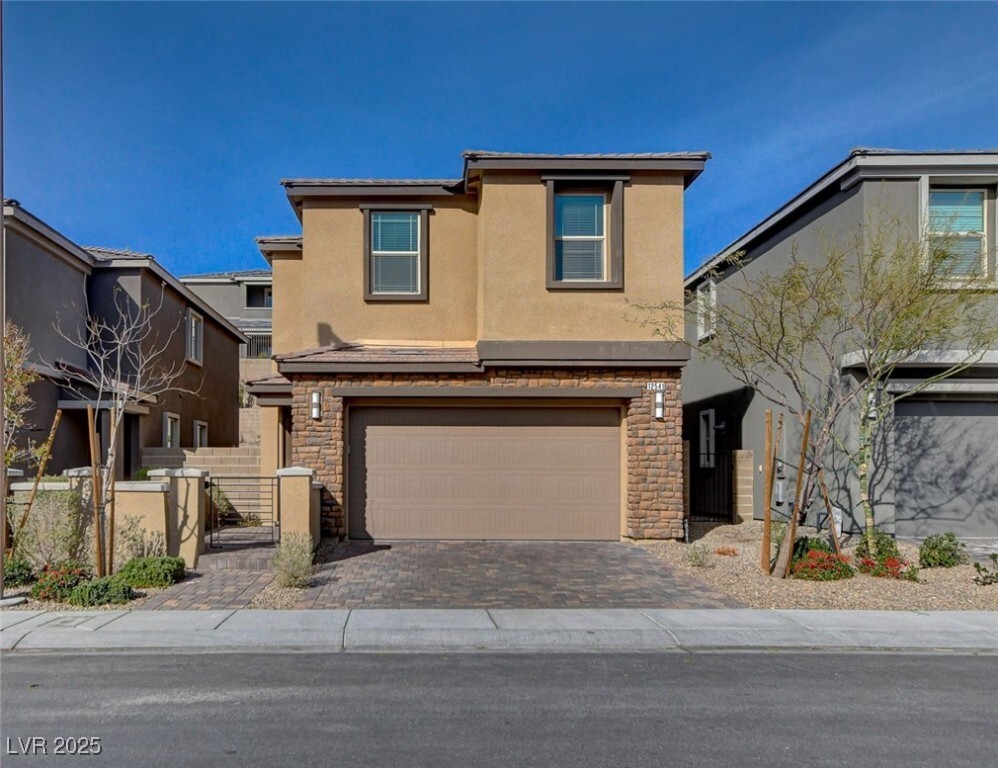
[689,452,733,523]
[206,476,280,547]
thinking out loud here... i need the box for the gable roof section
[277,343,482,373]
[255,235,303,264]
[3,200,96,274]
[181,268,272,283]
[83,246,248,343]
[685,148,998,290]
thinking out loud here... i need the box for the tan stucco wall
[273,200,478,354]
[259,406,283,477]
[477,171,686,341]
[114,485,170,548]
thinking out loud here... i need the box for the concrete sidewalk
[2,608,997,653]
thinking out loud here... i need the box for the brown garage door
[347,406,621,541]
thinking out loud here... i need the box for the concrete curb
[2,609,997,654]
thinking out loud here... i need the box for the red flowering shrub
[714,546,739,557]
[856,555,919,582]
[791,551,855,581]
[28,560,92,602]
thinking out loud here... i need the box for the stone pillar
[276,467,318,546]
[148,469,208,569]
[732,449,755,523]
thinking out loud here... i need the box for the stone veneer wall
[289,368,684,540]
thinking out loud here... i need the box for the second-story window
[555,194,606,281]
[186,309,204,365]
[928,188,987,278]
[696,279,717,340]
[364,207,430,301]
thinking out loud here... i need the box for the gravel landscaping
[640,521,998,611]
[0,584,170,612]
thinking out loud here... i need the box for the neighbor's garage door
[894,400,998,539]
[347,406,621,541]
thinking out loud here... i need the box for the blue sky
[5,2,997,277]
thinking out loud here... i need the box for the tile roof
[462,150,711,160]
[247,373,290,387]
[181,268,272,280]
[281,178,462,187]
[277,343,480,365]
[84,246,155,261]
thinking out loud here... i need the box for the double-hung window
[193,420,208,449]
[696,279,717,340]
[186,309,204,365]
[545,177,624,289]
[928,189,987,278]
[163,412,180,448]
[555,194,606,281]
[364,207,430,301]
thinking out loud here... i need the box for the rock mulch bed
[640,521,998,611]
[0,585,169,612]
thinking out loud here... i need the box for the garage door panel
[894,401,998,539]
[348,406,621,540]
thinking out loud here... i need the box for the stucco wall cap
[115,481,169,493]
[277,467,315,478]
[148,468,210,478]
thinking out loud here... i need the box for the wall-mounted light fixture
[310,390,322,420]
[653,390,665,420]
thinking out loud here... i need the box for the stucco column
[112,480,171,561]
[276,467,318,546]
[2,469,25,552]
[149,469,208,569]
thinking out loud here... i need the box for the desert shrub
[271,532,315,587]
[10,488,90,570]
[791,550,854,581]
[3,556,35,587]
[28,560,92,602]
[116,556,186,588]
[66,576,135,606]
[113,515,167,564]
[918,533,967,569]
[855,529,900,562]
[133,466,151,481]
[685,542,711,568]
[792,536,834,564]
[856,555,919,582]
[973,554,998,586]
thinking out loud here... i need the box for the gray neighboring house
[3,200,246,478]
[180,267,275,445]
[682,149,998,541]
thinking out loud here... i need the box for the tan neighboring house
[250,150,709,542]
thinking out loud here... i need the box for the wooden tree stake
[8,409,62,556]
[760,410,773,573]
[818,467,843,556]
[87,405,105,577]
[778,410,812,578]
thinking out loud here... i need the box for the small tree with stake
[56,286,200,574]
[2,321,40,471]
[638,214,998,553]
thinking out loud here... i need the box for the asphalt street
[0,651,994,767]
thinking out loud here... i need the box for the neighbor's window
[696,279,717,340]
[698,409,716,469]
[193,420,208,449]
[164,412,180,448]
[241,333,272,359]
[370,211,421,295]
[187,309,204,365]
[928,189,986,278]
[245,284,273,308]
[554,194,606,281]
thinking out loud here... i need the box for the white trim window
[163,412,181,448]
[696,279,717,340]
[193,420,208,449]
[554,193,607,281]
[928,188,987,278]
[698,409,716,469]
[371,211,421,295]
[186,309,204,365]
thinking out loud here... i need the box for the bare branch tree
[53,286,202,568]
[3,321,40,470]
[636,213,998,548]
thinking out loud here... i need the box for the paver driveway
[297,541,741,609]
[140,541,742,610]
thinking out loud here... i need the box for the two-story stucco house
[683,149,998,541]
[249,150,709,541]
[3,200,246,478]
